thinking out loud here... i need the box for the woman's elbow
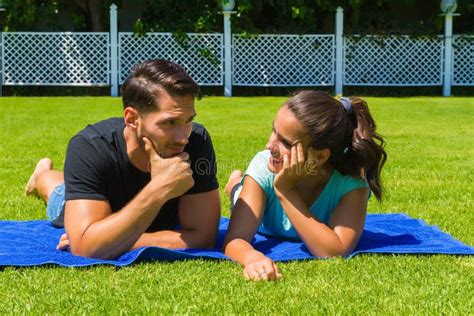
[309,249,340,259]
[307,245,354,259]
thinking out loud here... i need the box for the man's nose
[174,127,189,145]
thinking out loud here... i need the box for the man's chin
[161,150,184,158]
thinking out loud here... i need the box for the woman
[223,90,387,281]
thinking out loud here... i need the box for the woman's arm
[223,176,282,281]
[275,186,368,258]
[274,143,368,258]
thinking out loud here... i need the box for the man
[25,59,221,259]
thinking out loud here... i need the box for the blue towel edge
[0,213,473,268]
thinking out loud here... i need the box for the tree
[74,0,103,32]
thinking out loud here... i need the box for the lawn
[0,96,473,314]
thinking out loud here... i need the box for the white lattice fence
[119,33,223,85]
[232,35,334,86]
[2,32,109,86]
[453,36,474,86]
[0,34,2,82]
[344,36,444,86]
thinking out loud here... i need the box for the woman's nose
[266,139,277,154]
[265,140,274,152]
[266,133,276,149]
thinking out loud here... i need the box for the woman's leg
[25,158,64,203]
[224,170,244,198]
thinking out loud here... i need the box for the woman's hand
[243,251,283,281]
[274,142,319,192]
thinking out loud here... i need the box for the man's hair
[121,59,201,113]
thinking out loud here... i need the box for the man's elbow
[69,240,116,260]
[69,242,94,258]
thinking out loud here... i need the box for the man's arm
[64,139,194,259]
[64,183,168,259]
[130,123,221,249]
[131,189,221,249]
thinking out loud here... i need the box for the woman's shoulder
[253,150,271,161]
[330,169,368,194]
[244,150,274,192]
[247,150,271,169]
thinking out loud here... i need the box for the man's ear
[124,107,139,130]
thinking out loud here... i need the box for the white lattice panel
[232,35,334,86]
[3,32,109,86]
[119,33,223,85]
[453,36,474,86]
[0,34,2,78]
[344,36,443,86]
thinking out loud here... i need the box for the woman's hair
[286,90,387,201]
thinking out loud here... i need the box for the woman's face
[266,105,312,174]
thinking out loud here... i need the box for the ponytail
[343,98,387,201]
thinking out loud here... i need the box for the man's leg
[25,158,64,203]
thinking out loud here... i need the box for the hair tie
[339,97,353,114]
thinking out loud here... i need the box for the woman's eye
[281,140,291,148]
[164,120,176,126]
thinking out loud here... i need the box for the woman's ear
[308,147,331,165]
[319,148,331,165]
[124,107,139,130]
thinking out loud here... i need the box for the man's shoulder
[76,117,124,141]
[67,117,125,161]
[185,122,215,161]
[190,122,209,137]
[188,122,212,145]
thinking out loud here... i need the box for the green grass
[0,96,473,314]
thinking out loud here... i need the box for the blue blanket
[0,213,472,267]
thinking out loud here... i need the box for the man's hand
[56,233,70,250]
[143,137,194,200]
[243,251,283,281]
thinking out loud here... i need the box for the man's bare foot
[225,170,244,198]
[25,158,53,196]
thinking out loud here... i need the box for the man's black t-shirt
[54,117,218,231]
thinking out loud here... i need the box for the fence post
[110,4,118,97]
[335,7,344,96]
[442,13,454,96]
[223,8,236,97]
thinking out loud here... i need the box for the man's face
[137,90,196,158]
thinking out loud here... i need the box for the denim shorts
[46,183,66,221]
